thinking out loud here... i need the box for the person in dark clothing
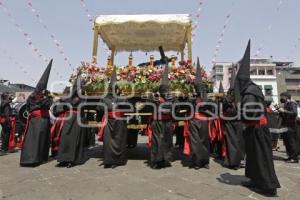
[296,116,300,155]
[146,65,175,169]
[0,93,16,155]
[222,94,245,169]
[236,40,280,197]
[56,77,88,168]
[221,66,245,169]
[265,98,283,151]
[183,57,210,169]
[97,68,129,168]
[278,92,299,163]
[20,60,53,167]
[50,98,69,158]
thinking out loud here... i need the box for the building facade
[276,63,300,102]
[212,58,282,104]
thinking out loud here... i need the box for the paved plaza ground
[0,139,299,200]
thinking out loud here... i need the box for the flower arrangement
[70,61,210,96]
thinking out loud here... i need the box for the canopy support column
[92,27,99,64]
[110,47,116,66]
[180,50,185,62]
[187,25,192,62]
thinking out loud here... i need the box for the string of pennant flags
[25,0,73,68]
[78,0,111,59]
[254,0,284,57]
[191,0,205,40]
[0,0,66,80]
[0,0,299,79]
[211,0,236,66]
[286,37,300,61]
[79,0,93,23]
[0,0,49,63]
[1,49,35,82]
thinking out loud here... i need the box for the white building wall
[251,77,279,104]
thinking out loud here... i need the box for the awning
[94,14,192,52]
[258,85,263,89]
[264,85,273,90]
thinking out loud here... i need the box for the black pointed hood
[194,57,205,97]
[234,40,251,102]
[219,81,224,93]
[195,57,202,85]
[229,65,236,89]
[236,40,251,82]
[35,59,52,93]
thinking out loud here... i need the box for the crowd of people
[1,40,300,197]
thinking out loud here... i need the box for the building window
[264,85,273,95]
[267,69,274,75]
[250,69,257,75]
[216,75,223,81]
[265,89,273,95]
[258,69,265,75]
[215,65,223,73]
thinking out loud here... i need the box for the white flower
[81,73,87,78]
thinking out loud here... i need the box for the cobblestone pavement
[0,139,299,200]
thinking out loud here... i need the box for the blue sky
[1,0,300,91]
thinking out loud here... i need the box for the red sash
[0,116,17,151]
[244,116,268,127]
[0,116,6,124]
[21,109,49,148]
[208,117,223,142]
[98,112,125,142]
[183,112,208,156]
[208,117,227,157]
[8,116,16,151]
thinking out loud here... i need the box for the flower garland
[71,62,210,95]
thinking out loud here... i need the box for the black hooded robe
[147,96,174,166]
[56,98,88,165]
[184,97,210,167]
[0,100,12,152]
[222,99,245,168]
[20,95,52,166]
[98,95,128,166]
[241,83,280,190]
